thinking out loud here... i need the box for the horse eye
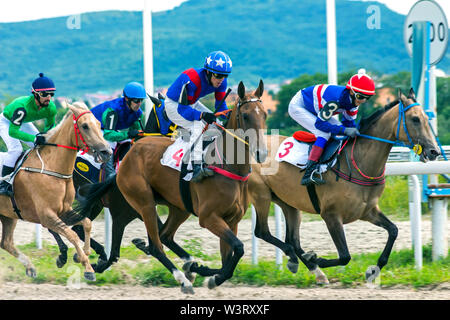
[412,116,420,124]
[82,124,89,130]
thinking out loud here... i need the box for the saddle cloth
[74,152,102,183]
[275,137,335,173]
[161,136,217,181]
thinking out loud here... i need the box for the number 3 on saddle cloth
[74,141,131,183]
[275,131,341,174]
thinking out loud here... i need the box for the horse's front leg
[42,213,96,281]
[362,207,398,281]
[303,212,352,269]
[48,228,68,268]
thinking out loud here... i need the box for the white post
[143,0,154,121]
[326,0,338,85]
[410,175,422,270]
[274,204,283,268]
[431,198,448,261]
[251,205,259,265]
[35,224,42,249]
[104,208,112,259]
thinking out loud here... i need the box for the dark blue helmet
[123,82,146,99]
[32,73,55,92]
[204,51,232,75]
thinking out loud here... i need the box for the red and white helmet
[346,68,375,96]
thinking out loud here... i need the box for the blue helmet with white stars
[204,51,232,75]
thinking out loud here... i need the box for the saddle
[293,131,342,168]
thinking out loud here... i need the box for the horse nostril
[430,149,440,156]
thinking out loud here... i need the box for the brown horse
[0,102,111,281]
[248,89,440,283]
[78,80,268,293]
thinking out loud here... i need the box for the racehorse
[0,102,111,281]
[78,80,268,293]
[247,88,440,283]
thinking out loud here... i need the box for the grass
[0,240,448,289]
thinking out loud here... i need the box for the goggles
[36,91,55,98]
[352,89,371,101]
[212,72,228,79]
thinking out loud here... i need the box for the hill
[0,0,448,97]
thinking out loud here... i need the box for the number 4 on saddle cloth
[275,131,341,174]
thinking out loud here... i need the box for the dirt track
[1,216,449,300]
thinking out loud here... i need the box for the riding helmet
[204,51,232,75]
[32,73,56,92]
[346,69,375,95]
[123,82,146,99]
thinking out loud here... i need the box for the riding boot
[101,156,115,180]
[301,160,325,186]
[191,163,214,183]
[0,165,15,197]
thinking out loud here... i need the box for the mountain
[0,0,448,98]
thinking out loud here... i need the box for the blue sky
[0,0,448,23]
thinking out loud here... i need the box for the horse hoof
[73,253,80,263]
[26,268,37,278]
[93,259,109,273]
[84,272,96,282]
[287,260,299,274]
[132,238,150,255]
[182,261,197,283]
[302,251,317,263]
[311,267,329,285]
[206,276,217,290]
[365,265,380,280]
[56,256,67,268]
[181,283,195,295]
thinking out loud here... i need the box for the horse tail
[75,175,117,218]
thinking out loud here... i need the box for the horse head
[398,88,440,162]
[231,79,268,163]
[64,101,112,163]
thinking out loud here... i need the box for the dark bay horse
[78,81,268,293]
[0,102,111,280]
[247,89,440,283]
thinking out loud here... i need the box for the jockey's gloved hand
[343,127,360,138]
[34,134,46,145]
[127,129,141,139]
[201,112,217,124]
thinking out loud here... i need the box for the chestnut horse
[247,89,440,284]
[0,102,111,281]
[78,81,268,293]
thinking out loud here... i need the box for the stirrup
[310,168,325,185]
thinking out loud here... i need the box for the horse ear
[149,95,161,106]
[408,88,416,101]
[254,79,264,98]
[238,81,246,99]
[398,88,407,104]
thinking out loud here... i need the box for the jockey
[288,68,375,186]
[91,81,146,178]
[165,50,231,182]
[0,73,58,197]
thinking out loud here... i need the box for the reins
[334,101,422,185]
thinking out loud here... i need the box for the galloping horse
[78,81,268,293]
[247,89,440,283]
[0,102,111,281]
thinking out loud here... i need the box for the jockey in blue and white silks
[165,50,232,182]
[288,69,375,186]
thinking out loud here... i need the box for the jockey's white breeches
[165,97,220,163]
[0,114,38,167]
[288,90,342,141]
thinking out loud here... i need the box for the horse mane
[358,99,399,134]
[45,102,89,139]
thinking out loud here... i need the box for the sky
[0,0,448,23]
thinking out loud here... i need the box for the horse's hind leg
[277,201,329,284]
[362,207,398,280]
[252,197,298,272]
[0,216,36,277]
[48,229,68,268]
